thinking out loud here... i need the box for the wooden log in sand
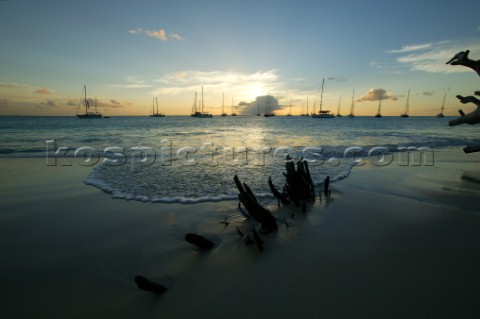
[135,275,167,294]
[234,175,278,232]
[185,233,214,250]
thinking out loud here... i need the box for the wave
[84,158,358,204]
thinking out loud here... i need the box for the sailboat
[264,94,275,117]
[436,92,446,118]
[77,85,102,118]
[347,89,355,117]
[286,99,292,116]
[374,91,382,118]
[220,93,227,116]
[336,95,342,117]
[150,97,165,117]
[312,78,334,118]
[400,89,410,117]
[191,87,213,118]
[231,97,237,116]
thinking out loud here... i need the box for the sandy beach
[1,147,479,319]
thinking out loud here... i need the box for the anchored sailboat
[191,87,213,118]
[436,92,446,118]
[221,93,227,116]
[286,99,292,116]
[347,89,355,117]
[150,97,165,117]
[312,78,334,118]
[400,89,410,117]
[231,96,237,116]
[374,92,382,118]
[336,95,342,117]
[264,94,275,117]
[76,85,102,119]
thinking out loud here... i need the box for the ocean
[1,115,478,203]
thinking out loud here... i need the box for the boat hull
[77,113,102,119]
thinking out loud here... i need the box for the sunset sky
[1,0,479,116]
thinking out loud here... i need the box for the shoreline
[0,147,479,318]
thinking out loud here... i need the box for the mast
[337,95,341,115]
[306,95,309,115]
[405,89,410,114]
[350,89,355,115]
[201,86,204,114]
[231,96,234,114]
[222,93,224,114]
[152,97,155,115]
[84,85,88,113]
[441,92,446,114]
[156,97,159,114]
[290,99,292,114]
[378,92,382,114]
[193,92,197,114]
[319,78,325,113]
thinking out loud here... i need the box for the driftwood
[446,50,480,153]
[234,175,278,231]
[185,233,214,250]
[270,157,315,206]
[323,176,330,197]
[464,144,480,153]
[446,50,480,76]
[448,95,480,126]
[135,275,167,294]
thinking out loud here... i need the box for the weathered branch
[234,175,278,232]
[448,95,480,126]
[268,177,289,204]
[464,145,480,153]
[446,50,480,76]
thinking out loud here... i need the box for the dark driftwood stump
[270,158,315,206]
[234,175,278,232]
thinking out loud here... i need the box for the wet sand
[0,147,479,318]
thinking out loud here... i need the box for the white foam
[85,159,357,204]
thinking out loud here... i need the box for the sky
[0,0,479,116]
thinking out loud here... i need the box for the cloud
[0,82,27,88]
[37,99,58,108]
[357,88,397,102]
[129,27,185,41]
[169,33,185,41]
[109,76,153,89]
[145,29,167,41]
[423,91,434,96]
[387,43,432,53]
[237,95,282,115]
[327,76,347,82]
[94,98,126,109]
[67,99,77,106]
[152,69,280,97]
[0,98,11,107]
[389,39,480,73]
[34,87,53,94]
[128,27,143,34]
